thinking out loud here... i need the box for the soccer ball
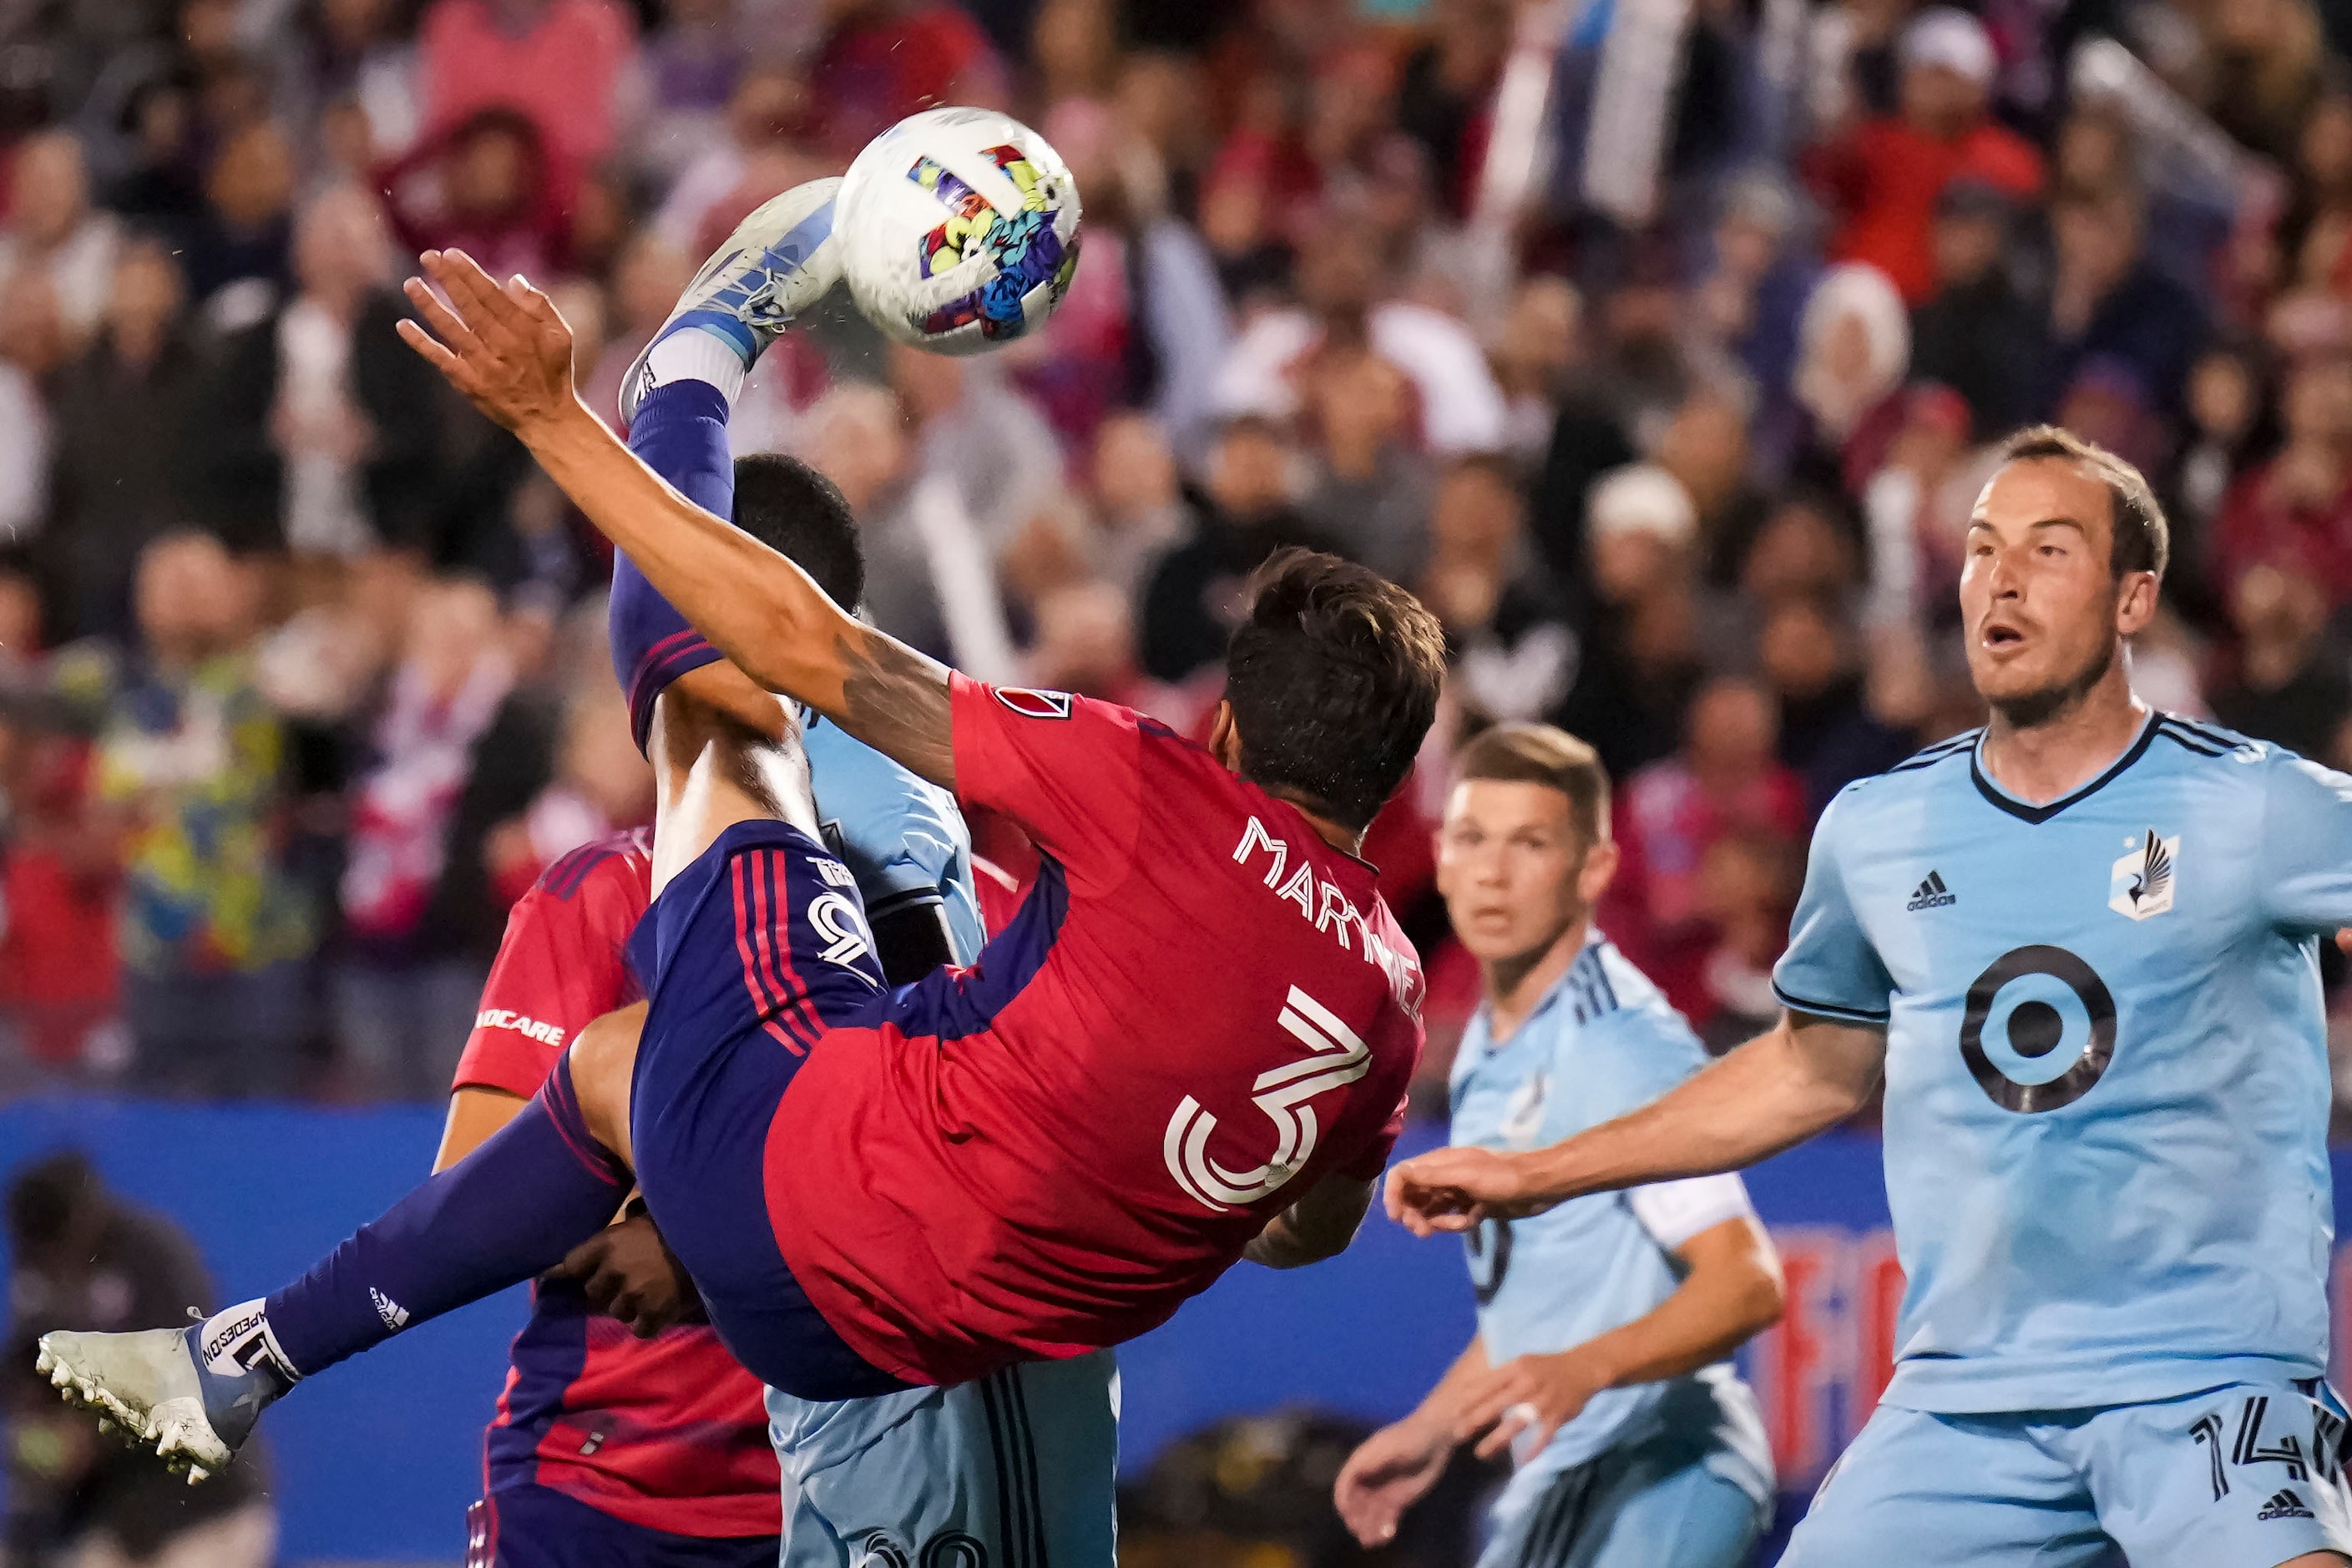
[835,107,1082,357]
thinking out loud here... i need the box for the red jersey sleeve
[1334,1091,1410,1181]
[451,833,653,1099]
[948,675,1146,896]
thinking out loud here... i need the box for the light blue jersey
[1451,936,1773,1510]
[1774,713,2352,1415]
[804,713,984,960]
[781,722,1119,1566]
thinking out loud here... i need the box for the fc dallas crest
[994,687,1074,720]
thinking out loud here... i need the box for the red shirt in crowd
[2212,459,2352,609]
[1603,756,1808,1025]
[807,2,1004,161]
[417,0,637,169]
[1808,116,2045,303]
[453,828,780,1540]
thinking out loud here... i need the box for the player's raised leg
[35,1019,641,1477]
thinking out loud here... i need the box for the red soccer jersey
[767,678,1424,1385]
[455,829,780,1540]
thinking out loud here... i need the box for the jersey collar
[1967,710,2161,825]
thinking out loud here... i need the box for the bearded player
[1388,427,2352,1566]
[38,228,1439,1501]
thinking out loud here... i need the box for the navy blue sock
[615,377,736,750]
[256,1059,628,1378]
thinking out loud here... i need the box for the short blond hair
[1454,722,1611,844]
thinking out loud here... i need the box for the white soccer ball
[835,107,1082,357]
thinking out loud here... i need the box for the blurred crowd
[2,0,2352,1119]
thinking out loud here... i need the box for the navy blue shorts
[626,818,912,1403]
[467,1484,778,1568]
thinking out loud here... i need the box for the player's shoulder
[1809,728,1985,836]
[1562,938,1697,1044]
[531,827,655,907]
[2145,712,2278,770]
[1863,727,1984,792]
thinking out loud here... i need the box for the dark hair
[731,453,864,610]
[1453,722,1611,846]
[1996,423,2170,581]
[1224,549,1446,831]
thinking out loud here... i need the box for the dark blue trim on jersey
[1886,729,1983,775]
[540,837,631,903]
[2160,713,2256,751]
[2156,723,2234,759]
[879,857,1068,1043]
[1771,981,1892,1024]
[1566,944,1621,1024]
[1969,715,2160,824]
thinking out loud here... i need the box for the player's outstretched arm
[1385,1011,1884,1237]
[396,248,955,787]
[1244,1171,1377,1268]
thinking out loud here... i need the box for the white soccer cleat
[36,1327,249,1480]
[619,177,842,426]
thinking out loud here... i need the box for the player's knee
[565,1002,645,1167]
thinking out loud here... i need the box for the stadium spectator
[80,531,312,1100]
[807,0,1007,162]
[1211,199,1507,457]
[1908,178,2038,438]
[2036,183,2209,425]
[1776,260,1910,491]
[39,235,196,645]
[176,119,295,330]
[0,131,119,352]
[2208,558,2352,766]
[1,1151,275,1568]
[196,185,447,559]
[1805,6,2043,305]
[1416,455,1574,726]
[335,575,516,1099]
[1606,674,1807,1027]
[1555,463,1707,781]
[1141,415,1333,685]
[0,272,58,549]
[414,0,637,173]
[1082,411,1192,598]
[2214,348,2352,607]
[377,108,576,281]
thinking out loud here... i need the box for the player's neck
[1264,787,1368,857]
[1978,668,2149,807]
[1483,916,1591,1044]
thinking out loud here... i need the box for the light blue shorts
[770,1351,1119,1568]
[1786,1380,2352,1567]
[1477,1429,1768,1568]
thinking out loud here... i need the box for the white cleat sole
[37,1334,228,1481]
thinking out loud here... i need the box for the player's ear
[2114,569,2159,638]
[1576,835,1620,905]
[1206,701,1244,774]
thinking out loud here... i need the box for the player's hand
[396,249,579,440]
[1451,1348,1608,1462]
[1383,1146,1545,1237]
[2336,928,2352,957]
[544,1213,703,1337]
[1332,1414,1452,1547]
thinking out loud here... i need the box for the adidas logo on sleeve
[1906,871,1956,912]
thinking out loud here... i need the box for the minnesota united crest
[2108,828,2177,921]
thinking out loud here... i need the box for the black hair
[1997,424,2170,581]
[731,453,865,611]
[1224,549,1447,832]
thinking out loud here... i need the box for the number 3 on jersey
[1163,986,1371,1211]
